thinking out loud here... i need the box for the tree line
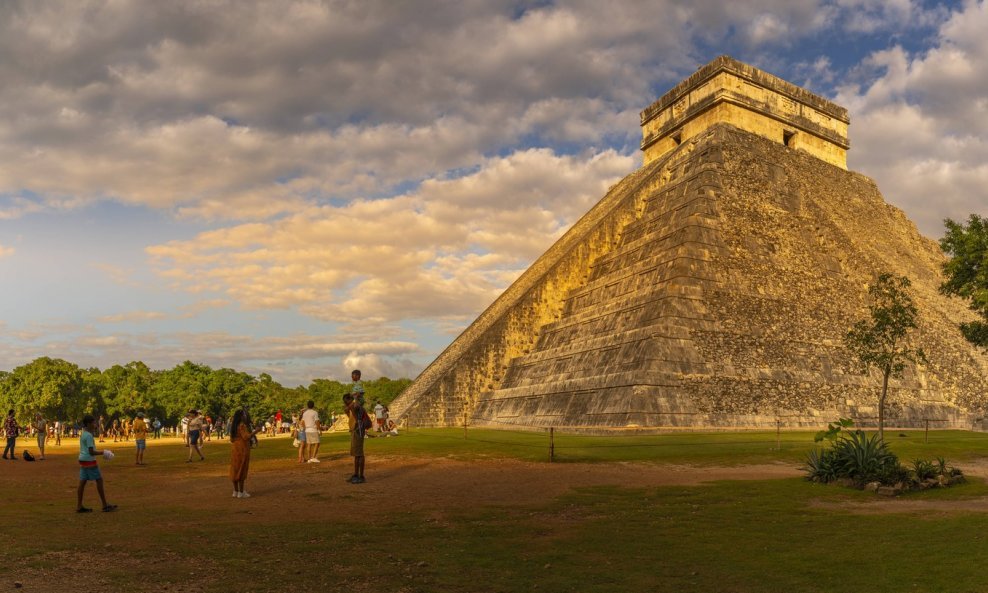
[0,357,411,426]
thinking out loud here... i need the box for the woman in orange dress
[229,409,261,498]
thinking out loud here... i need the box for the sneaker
[102,505,118,512]
[232,491,239,498]
[76,507,93,513]
[356,476,366,484]
[308,458,320,463]
[239,492,251,498]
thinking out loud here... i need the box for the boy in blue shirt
[77,414,117,513]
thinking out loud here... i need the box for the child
[343,393,366,484]
[349,369,365,406]
[77,415,117,513]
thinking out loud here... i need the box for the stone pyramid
[390,56,988,431]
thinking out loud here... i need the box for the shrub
[878,462,911,486]
[831,430,898,485]
[804,447,839,483]
[805,420,965,491]
[912,459,938,481]
[804,427,900,486]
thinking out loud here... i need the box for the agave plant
[832,430,898,484]
[913,459,938,481]
[804,448,839,483]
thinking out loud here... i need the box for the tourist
[229,409,262,498]
[275,409,283,433]
[349,369,365,406]
[295,407,308,463]
[152,417,162,439]
[111,418,120,442]
[186,410,205,462]
[373,401,385,432]
[33,413,47,460]
[3,410,19,460]
[53,419,61,446]
[97,415,106,443]
[132,412,148,466]
[181,413,190,446]
[76,414,116,513]
[301,400,321,463]
[344,394,367,483]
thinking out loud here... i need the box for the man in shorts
[132,412,148,465]
[301,400,321,463]
[373,401,385,432]
[344,393,366,484]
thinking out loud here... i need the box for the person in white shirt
[373,402,385,432]
[301,400,321,463]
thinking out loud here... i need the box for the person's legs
[37,433,46,459]
[77,480,87,509]
[357,456,365,479]
[95,478,109,508]
[3,436,14,459]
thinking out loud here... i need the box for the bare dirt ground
[5,437,988,520]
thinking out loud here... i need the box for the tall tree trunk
[879,367,891,442]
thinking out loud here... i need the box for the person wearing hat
[132,412,149,466]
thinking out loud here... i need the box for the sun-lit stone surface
[389,57,988,432]
[641,55,849,169]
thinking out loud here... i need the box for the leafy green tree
[100,361,154,418]
[0,355,414,427]
[149,361,212,423]
[844,274,926,441]
[940,214,988,347]
[2,357,91,423]
[307,378,348,416]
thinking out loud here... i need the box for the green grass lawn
[390,427,988,465]
[0,429,986,593]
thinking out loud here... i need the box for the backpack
[22,450,35,461]
[359,407,373,432]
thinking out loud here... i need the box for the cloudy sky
[0,0,985,385]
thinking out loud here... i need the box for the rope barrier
[400,413,988,462]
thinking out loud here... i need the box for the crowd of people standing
[3,369,387,510]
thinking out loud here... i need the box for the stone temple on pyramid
[389,55,988,432]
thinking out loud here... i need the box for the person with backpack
[343,393,370,484]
